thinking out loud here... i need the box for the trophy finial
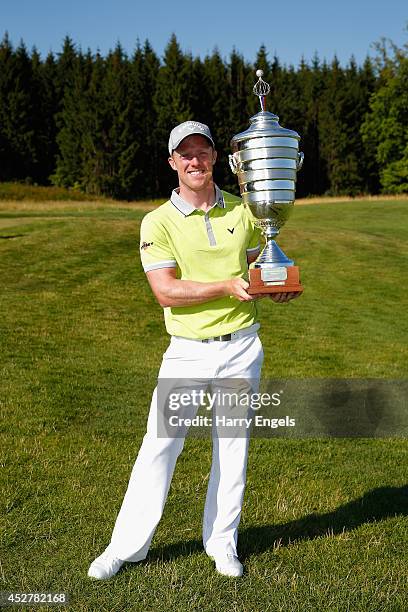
[253,68,270,112]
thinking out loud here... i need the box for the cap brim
[169,132,215,154]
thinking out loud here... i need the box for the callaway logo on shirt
[141,241,153,250]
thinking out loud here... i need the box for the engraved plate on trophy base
[248,266,303,295]
[261,266,287,283]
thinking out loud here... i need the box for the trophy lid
[230,70,300,148]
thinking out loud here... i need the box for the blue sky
[1,0,407,66]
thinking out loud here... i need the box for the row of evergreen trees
[0,33,407,199]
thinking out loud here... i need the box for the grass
[0,182,164,208]
[0,198,407,611]
[0,182,103,202]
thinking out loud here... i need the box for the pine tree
[318,56,350,194]
[39,52,59,182]
[154,35,195,195]
[129,40,160,197]
[358,57,380,193]
[227,49,250,135]
[0,33,14,180]
[79,50,107,194]
[29,47,59,183]
[224,49,251,193]
[201,49,230,190]
[295,53,327,195]
[54,36,77,102]
[268,55,285,118]
[52,47,91,188]
[103,43,140,198]
[78,43,139,197]
[0,39,38,182]
[338,56,370,195]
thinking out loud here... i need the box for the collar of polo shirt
[170,185,225,216]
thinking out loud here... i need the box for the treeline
[0,32,407,199]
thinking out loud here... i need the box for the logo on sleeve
[141,241,153,250]
[227,227,235,234]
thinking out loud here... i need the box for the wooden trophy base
[248,265,303,295]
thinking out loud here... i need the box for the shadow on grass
[148,485,408,562]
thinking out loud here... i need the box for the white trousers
[107,331,264,562]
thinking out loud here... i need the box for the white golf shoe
[88,549,124,580]
[212,554,244,577]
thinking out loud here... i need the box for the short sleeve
[139,213,177,273]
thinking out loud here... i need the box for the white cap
[168,121,215,154]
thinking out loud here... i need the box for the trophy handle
[297,151,304,171]
[228,153,241,174]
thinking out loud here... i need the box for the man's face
[168,134,217,192]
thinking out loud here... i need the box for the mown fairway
[1,198,407,612]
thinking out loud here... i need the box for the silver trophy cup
[229,70,304,294]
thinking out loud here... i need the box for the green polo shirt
[139,186,261,339]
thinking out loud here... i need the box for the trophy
[229,70,304,295]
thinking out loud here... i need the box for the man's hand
[227,277,256,302]
[269,291,302,303]
[227,281,302,304]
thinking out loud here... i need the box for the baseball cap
[168,121,215,155]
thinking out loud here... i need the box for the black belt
[201,334,232,343]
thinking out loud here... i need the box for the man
[88,121,299,580]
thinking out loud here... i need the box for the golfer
[88,121,299,579]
